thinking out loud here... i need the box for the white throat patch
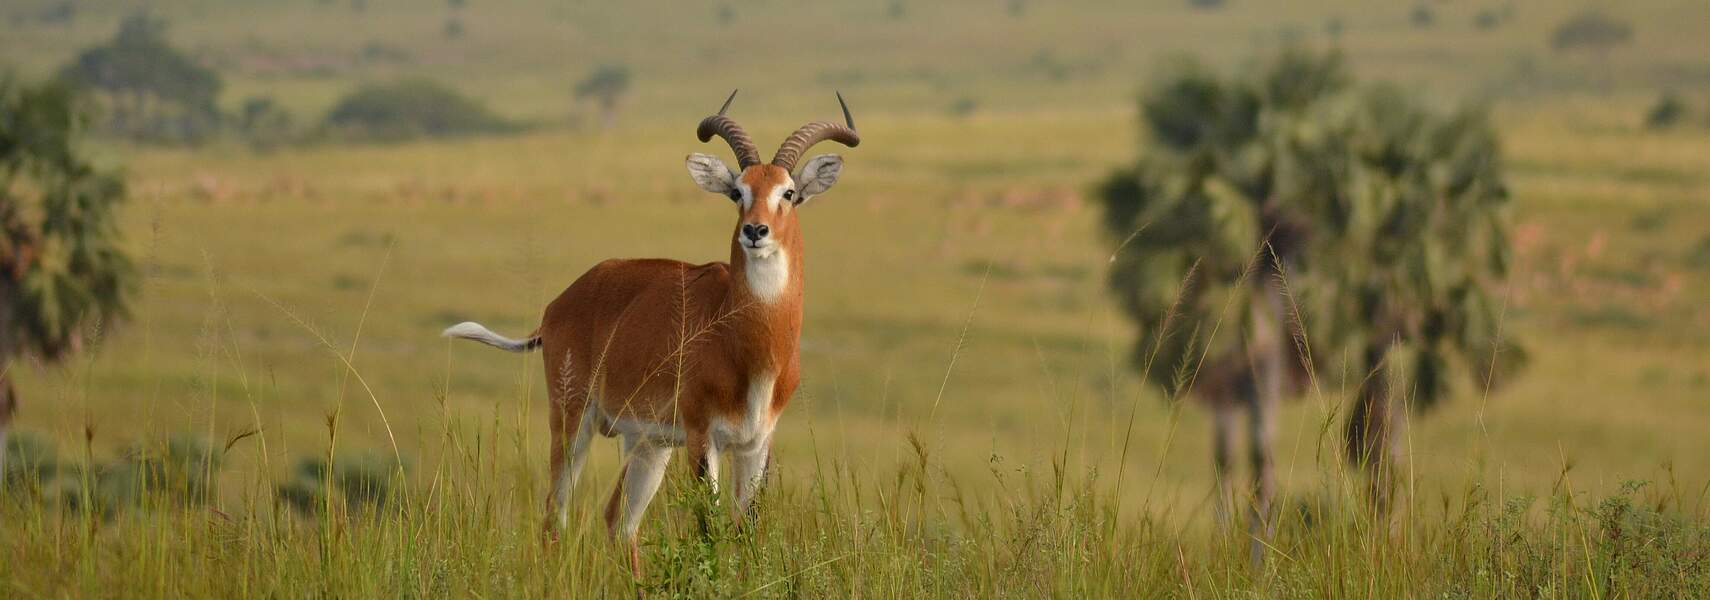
[744,247,790,303]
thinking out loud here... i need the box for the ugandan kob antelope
[443,91,858,576]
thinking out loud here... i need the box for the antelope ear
[794,154,843,204]
[686,153,739,198]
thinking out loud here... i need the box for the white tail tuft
[442,321,541,353]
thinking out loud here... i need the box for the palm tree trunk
[0,357,14,480]
[599,96,619,130]
[1244,276,1286,565]
[1,283,15,479]
[1,275,18,480]
[1344,342,1401,513]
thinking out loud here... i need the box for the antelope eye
[782,189,795,201]
[727,189,742,202]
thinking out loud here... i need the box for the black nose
[742,223,769,242]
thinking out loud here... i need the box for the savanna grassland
[3,1,1709,597]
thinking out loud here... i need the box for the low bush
[322,79,518,141]
[274,451,410,515]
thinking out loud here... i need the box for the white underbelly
[605,416,686,446]
[591,370,780,449]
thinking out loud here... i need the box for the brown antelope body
[443,91,857,576]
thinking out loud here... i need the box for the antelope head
[685,91,860,302]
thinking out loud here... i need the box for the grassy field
[3,0,1710,596]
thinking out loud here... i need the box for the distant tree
[1550,11,1633,56]
[887,0,907,20]
[237,96,295,151]
[1187,0,1226,10]
[1325,16,1346,41]
[1473,9,1503,31]
[0,76,135,476]
[14,1,77,26]
[1410,4,1435,29]
[323,79,515,141]
[573,64,632,129]
[1028,48,1074,82]
[1644,92,1688,130]
[716,4,737,26]
[358,41,414,66]
[443,16,465,39]
[1097,49,1347,564]
[947,96,979,119]
[55,11,222,143]
[1006,0,1027,18]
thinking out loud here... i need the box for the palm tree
[0,76,135,475]
[1276,85,1525,511]
[1100,48,1523,557]
[1097,49,1346,562]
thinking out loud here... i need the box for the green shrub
[1687,235,1710,270]
[1410,4,1434,29]
[2,430,61,489]
[274,451,410,515]
[88,434,222,510]
[1324,16,1345,39]
[1473,9,1504,31]
[3,433,226,517]
[1551,11,1633,54]
[1644,92,1690,130]
[323,79,517,141]
[947,96,979,118]
[237,95,296,151]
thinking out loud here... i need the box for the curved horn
[771,92,860,172]
[696,90,762,169]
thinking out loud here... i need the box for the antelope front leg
[685,431,721,537]
[730,435,771,523]
[685,431,720,498]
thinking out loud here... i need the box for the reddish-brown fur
[448,92,856,584]
[537,164,804,534]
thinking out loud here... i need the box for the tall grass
[4,411,1707,597]
[4,250,1706,597]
